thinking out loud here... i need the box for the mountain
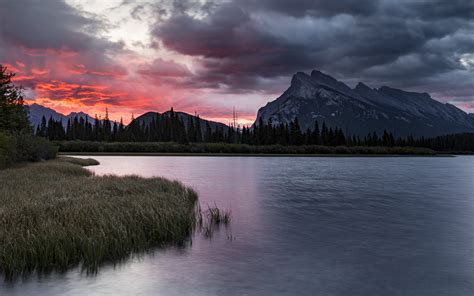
[135,110,229,132]
[27,103,95,128]
[255,70,474,137]
[27,103,229,132]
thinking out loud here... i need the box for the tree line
[35,109,231,143]
[35,111,474,152]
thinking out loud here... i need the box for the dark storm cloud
[236,0,378,17]
[154,3,317,90]
[138,58,192,78]
[0,0,119,52]
[152,0,474,106]
[155,3,305,63]
[402,0,474,20]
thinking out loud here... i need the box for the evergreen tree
[103,108,111,141]
[289,117,302,145]
[0,65,31,133]
[195,116,203,142]
[312,120,320,145]
[320,122,329,145]
[38,116,47,137]
[112,121,118,141]
[187,116,196,142]
[118,118,125,141]
[204,121,212,142]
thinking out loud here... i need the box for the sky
[1,0,473,124]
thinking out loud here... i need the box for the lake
[2,156,474,295]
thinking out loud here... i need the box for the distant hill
[27,103,95,128]
[27,104,229,132]
[255,70,474,137]
[134,110,229,132]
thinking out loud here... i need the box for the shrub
[15,134,58,162]
[0,132,17,169]
[55,141,436,155]
[0,132,57,169]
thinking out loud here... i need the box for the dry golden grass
[0,159,198,278]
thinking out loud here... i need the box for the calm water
[2,156,474,295]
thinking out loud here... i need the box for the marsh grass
[57,156,100,166]
[0,159,198,279]
[205,205,232,225]
[198,205,232,238]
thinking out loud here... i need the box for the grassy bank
[0,157,198,278]
[56,141,436,155]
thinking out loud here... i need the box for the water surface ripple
[2,156,473,296]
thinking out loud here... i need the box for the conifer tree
[0,65,30,133]
[195,116,203,142]
[320,122,328,145]
[312,120,320,144]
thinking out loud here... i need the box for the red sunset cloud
[2,48,257,125]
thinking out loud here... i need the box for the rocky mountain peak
[290,72,314,86]
[354,82,372,92]
[255,70,474,137]
[310,70,351,93]
[378,86,432,101]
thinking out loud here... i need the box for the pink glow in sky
[1,0,473,125]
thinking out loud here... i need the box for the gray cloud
[0,0,128,101]
[0,0,125,62]
[0,0,118,52]
[237,0,379,17]
[152,0,474,108]
[1,0,473,113]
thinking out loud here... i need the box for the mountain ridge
[134,110,228,133]
[255,70,474,137]
[27,104,95,128]
[27,103,229,132]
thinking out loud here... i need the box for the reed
[205,206,232,225]
[196,206,232,239]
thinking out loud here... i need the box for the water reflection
[2,156,474,295]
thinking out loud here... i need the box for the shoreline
[60,152,456,157]
[55,141,451,156]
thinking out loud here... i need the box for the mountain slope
[135,110,229,132]
[28,104,229,134]
[255,70,474,137]
[27,104,95,128]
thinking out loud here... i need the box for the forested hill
[27,103,229,133]
[135,110,228,133]
[32,106,233,143]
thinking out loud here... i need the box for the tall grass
[197,205,232,238]
[0,159,198,278]
[205,206,232,225]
